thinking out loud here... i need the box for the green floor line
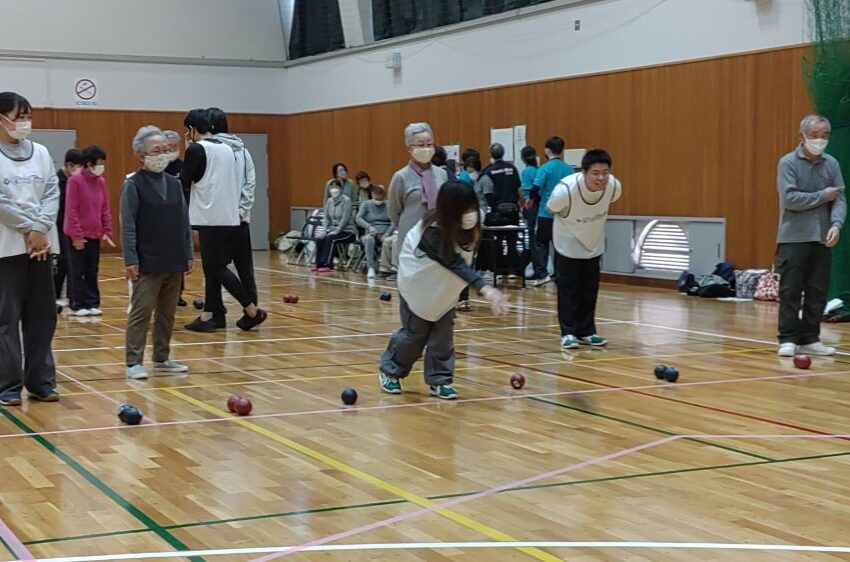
[529,396,774,461]
[0,535,14,557]
[0,408,205,562]
[25,448,850,548]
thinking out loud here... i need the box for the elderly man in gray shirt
[775,114,846,357]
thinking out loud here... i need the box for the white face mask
[329,187,341,199]
[373,199,385,205]
[144,154,171,173]
[167,151,180,162]
[71,166,83,176]
[411,147,435,165]
[91,164,105,177]
[469,171,479,181]
[2,115,31,140]
[804,136,829,156]
[462,211,479,230]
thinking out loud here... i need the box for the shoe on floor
[185,317,218,332]
[379,372,402,394]
[236,309,268,331]
[579,335,608,347]
[456,300,471,312]
[529,275,552,287]
[798,341,835,356]
[88,308,103,316]
[126,365,149,380]
[316,267,333,273]
[561,335,580,349]
[177,298,188,307]
[367,268,376,278]
[309,265,318,272]
[29,389,60,402]
[153,360,189,373]
[429,384,458,400]
[56,298,69,307]
[777,342,797,357]
[0,391,22,406]
[71,308,92,317]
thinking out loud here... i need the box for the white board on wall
[489,128,514,162]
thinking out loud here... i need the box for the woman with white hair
[386,122,448,268]
[120,125,194,380]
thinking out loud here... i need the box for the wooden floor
[2,253,850,562]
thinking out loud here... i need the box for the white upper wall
[280,0,807,113]
[1,0,286,62]
[0,0,807,114]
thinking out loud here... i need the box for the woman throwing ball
[379,181,509,399]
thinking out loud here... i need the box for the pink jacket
[63,169,112,241]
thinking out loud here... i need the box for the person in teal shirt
[519,145,539,274]
[529,136,571,286]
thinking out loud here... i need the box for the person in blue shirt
[519,145,539,268]
[528,136,571,286]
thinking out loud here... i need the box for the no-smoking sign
[73,77,99,106]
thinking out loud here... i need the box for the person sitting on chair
[356,185,393,278]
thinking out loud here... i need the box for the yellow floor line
[164,388,562,562]
[58,345,775,398]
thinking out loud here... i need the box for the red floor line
[461,351,849,440]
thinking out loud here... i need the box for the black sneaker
[236,309,268,331]
[185,317,219,332]
[177,298,187,307]
[212,314,227,329]
[29,390,60,402]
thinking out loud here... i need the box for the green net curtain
[805,0,850,297]
[289,0,345,59]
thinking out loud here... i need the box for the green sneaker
[560,335,580,349]
[579,335,608,347]
[429,384,458,400]
[379,372,402,394]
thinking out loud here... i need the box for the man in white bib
[547,149,621,350]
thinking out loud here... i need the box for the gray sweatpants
[380,297,455,386]
[126,272,182,366]
[0,255,57,396]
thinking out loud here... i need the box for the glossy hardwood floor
[2,252,850,561]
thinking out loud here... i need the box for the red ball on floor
[793,354,812,369]
[510,373,526,389]
[232,397,253,416]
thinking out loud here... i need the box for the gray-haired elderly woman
[387,122,448,264]
[120,125,194,380]
[162,130,183,178]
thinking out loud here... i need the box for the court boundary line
[9,539,850,562]
[0,518,33,561]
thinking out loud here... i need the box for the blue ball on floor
[341,388,358,405]
[117,404,143,425]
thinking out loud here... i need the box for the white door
[30,129,77,171]
[235,133,270,250]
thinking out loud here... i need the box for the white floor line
[9,540,850,562]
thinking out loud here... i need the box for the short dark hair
[461,148,480,162]
[446,158,457,171]
[581,149,612,171]
[463,155,481,172]
[545,136,565,155]
[332,162,348,177]
[64,148,84,166]
[431,145,447,167]
[489,143,505,160]
[371,185,385,196]
[520,145,537,167]
[0,92,32,119]
[183,108,213,135]
[82,145,106,165]
[355,170,371,182]
[207,107,229,134]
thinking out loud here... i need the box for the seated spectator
[356,185,394,278]
[324,162,355,202]
[354,171,376,210]
[313,185,356,273]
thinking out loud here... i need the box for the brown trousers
[125,272,182,366]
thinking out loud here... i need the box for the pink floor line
[683,433,850,440]
[0,516,35,562]
[248,436,679,561]
[210,359,340,408]
[5,365,850,442]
